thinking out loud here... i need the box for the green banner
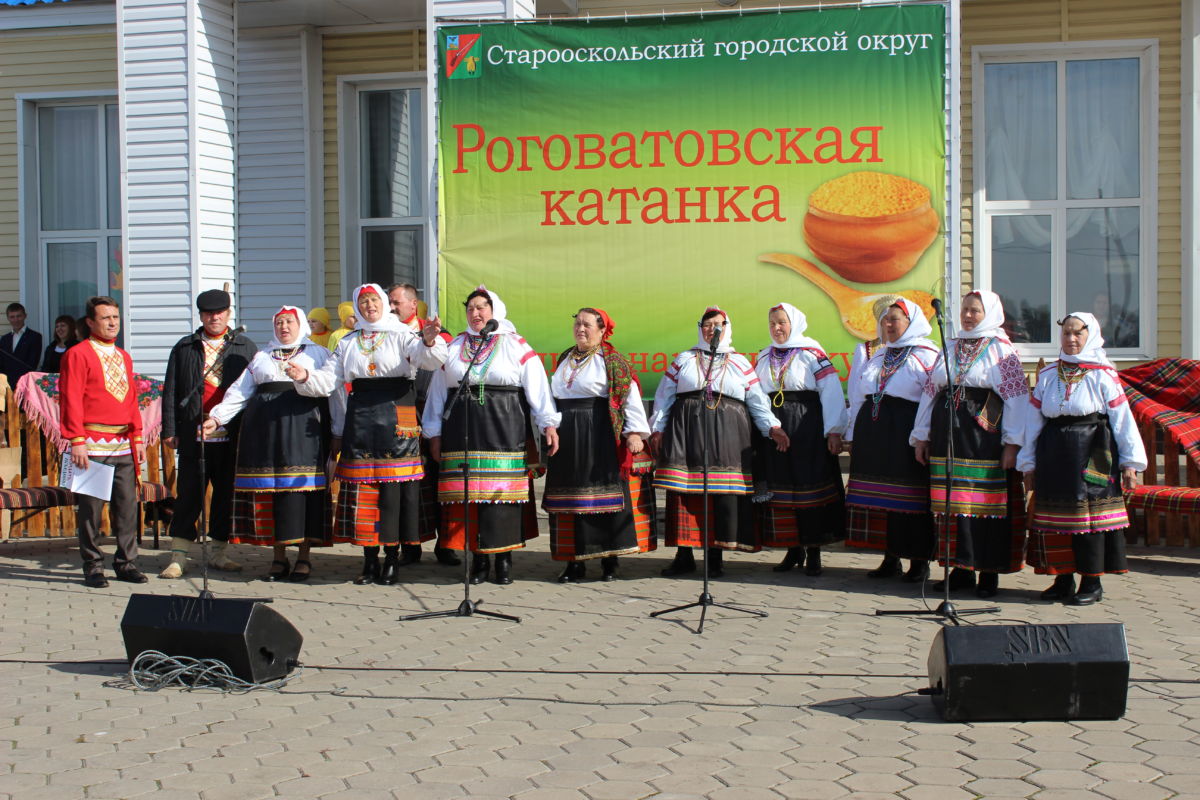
[438,5,946,394]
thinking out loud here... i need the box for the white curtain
[38,106,99,232]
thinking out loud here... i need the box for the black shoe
[288,559,312,583]
[933,567,977,593]
[115,567,148,584]
[378,550,401,585]
[601,556,618,582]
[353,555,380,585]
[83,572,109,589]
[976,572,999,599]
[868,555,902,579]
[557,562,585,583]
[661,548,696,576]
[435,547,462,567]
[804,547,823,577]
[707,548,724,579]
[264,559,290,582]
[1068,578,1103,606]
[397,544,422,567]
[470,554,490,585]
[773,546,804,573]
[493,552,513,585]
[1040,574,1076,601]
[902,560,930,583]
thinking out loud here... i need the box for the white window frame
[336,72,429,301]
[972,40,1158,362]
[16,92,121,336]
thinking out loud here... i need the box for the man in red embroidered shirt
[60,296,147,588]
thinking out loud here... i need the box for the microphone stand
[876,301,996,624]
[177,329,240,600]
[402,324,520,623]
[651,326,768,634]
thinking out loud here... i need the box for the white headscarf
[694,306,734,354]
[1059,311,1114,367]
[353,283,403,333]
[879,298,937,351]
[957,290,1008,340]
[267,305,315,350]
[767,302,825,351]
[468,285,517,335]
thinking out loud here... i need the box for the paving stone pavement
[1,513,1199,799]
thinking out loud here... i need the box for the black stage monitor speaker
[120,594,302,683]
[927,623,1129,722]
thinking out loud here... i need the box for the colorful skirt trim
[337,376,424,484]
[437,385,534,505]
[550,470,657,561]
[653,391,753,495]
[333,480,431,547]
[544,397,629,515]
[233,382,328,492]
[1030,413,1130,534]
[230,490,332,547]
[846,394,930,515]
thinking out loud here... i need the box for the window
[33,101,123,332]
[343,83,426,296]
[974,43,1155,357]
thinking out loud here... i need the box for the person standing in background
[1,302,43,390]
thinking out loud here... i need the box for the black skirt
[846,394,935,560]
[928,386,1026,573]
[653,391,753,495]
[336,376,423,483]
[234,382,329,492]
[755,391,845,548]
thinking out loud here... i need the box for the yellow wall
[321,29,425,309]
[962,0,1182,358]
[0,30,118,310]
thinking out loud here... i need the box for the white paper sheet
[59,453,115,501]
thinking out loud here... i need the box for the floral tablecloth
[14,371,163,453]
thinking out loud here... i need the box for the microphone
[708,324,723,354]
[479,319,499,337]
[931,298,944,318]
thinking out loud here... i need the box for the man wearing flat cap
[160,289,257,578]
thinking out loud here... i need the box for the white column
[1184,0,1200,358]
[118,0,237,377]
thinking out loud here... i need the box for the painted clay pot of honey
[802,171,940,284]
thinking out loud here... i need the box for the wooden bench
[1125,416,1200,547]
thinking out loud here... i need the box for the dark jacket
[0,328,43,389]
[41,342,74,373]
[162,328,257,449]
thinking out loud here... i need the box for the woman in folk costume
[843,294,902,559]
[1019,312,1145,606]
[422,286,560,586]
[649,307,789,578]
[204,306,332,582]
[754,302,847,577]
[844,299,940,582]
[910,291,1030,599]
[288,283,447,585]
[545,307,655,583]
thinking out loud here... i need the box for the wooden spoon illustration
[760,252,937,340]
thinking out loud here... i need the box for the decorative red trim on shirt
[519,350,537,365]
[1108,394,1127,408]
[1031,396,1042,409]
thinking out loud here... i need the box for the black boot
[773,546,804,573]
[708,548,724,579]
[902,559,930,583]
[493,551,513,585]
[397,544,421,567]
[933,567,976,592]
[804,547,822,577]
[600,556,619,582]
[976,572,1000,599]
[868,554,902,578]
[1068,576,1103,606]
[378,545,401,585]
[1040,574,1076,601]
[470,554,490,585]
[660,547,696,576]
[435,547,462,566]
[557,561,585,583]
[353,547,380,585]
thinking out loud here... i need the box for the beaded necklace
[271,345,300,377]
[355,331,385,376]
[565,346,600,389]
[464,334,500,403]
[949,337,991,408]
[1056,361,1087,408]
[767,347,797,408]
[696,351,731,409]
[870,346,912,420]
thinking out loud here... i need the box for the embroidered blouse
[910,338,1030,447]
[1017,364,1147,473]
[845,344,939,442]
[209,344,332,427]
[297,329,448,437]
[648,350,781,436]
[550,353,650,436]
[753,346,848,437]
[421,332,561,438]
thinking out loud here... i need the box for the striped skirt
[335,377,424,484]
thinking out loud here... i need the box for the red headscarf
[593,308,616,342]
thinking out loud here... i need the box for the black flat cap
[196,289,231,312]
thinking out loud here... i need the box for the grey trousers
[76,453,139,574]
